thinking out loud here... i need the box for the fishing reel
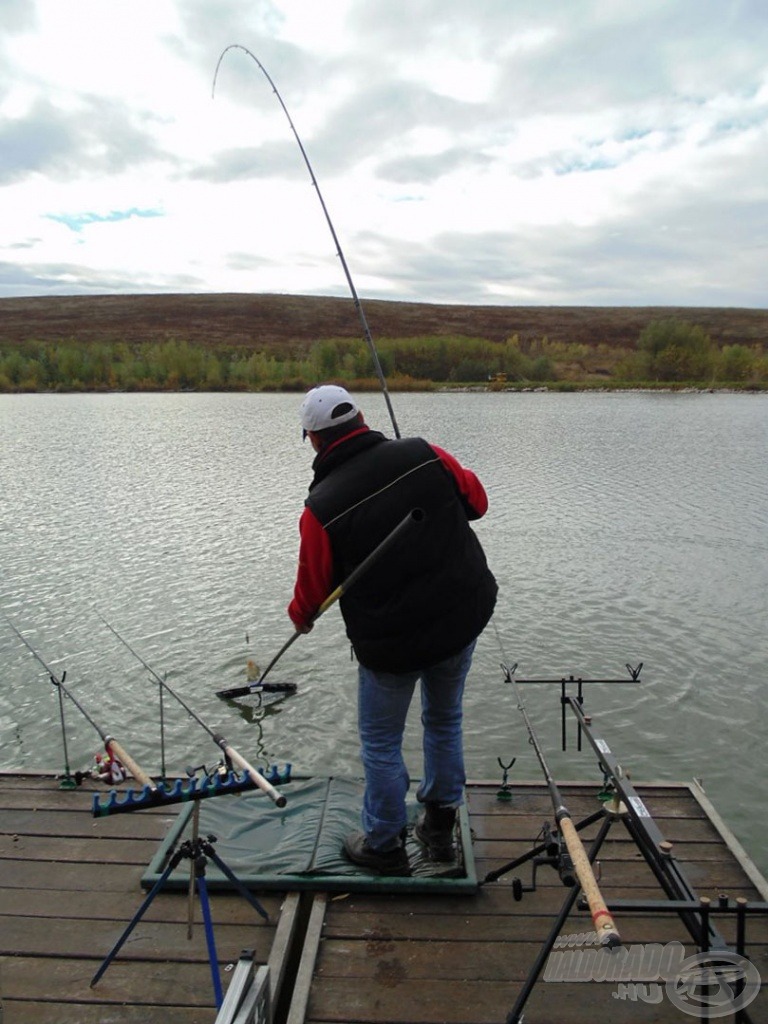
[509,821,577,901]
[186,760,230,784]
[185,759,292,787]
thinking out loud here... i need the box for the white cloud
[0,0,766,305]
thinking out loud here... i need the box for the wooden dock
[1,772,766,1023]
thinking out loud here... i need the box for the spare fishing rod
[217,507,426,699]
[211,44,401,440]
[502,661,621,949]
[98,615,287,807]
[4,615,156,792]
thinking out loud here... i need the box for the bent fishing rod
[98,615,286,807]
[217,507,425,699]
[4,616,156,792]
[502,661,621,949]
[212,44,401,440]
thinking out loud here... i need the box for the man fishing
[289,384,497,875]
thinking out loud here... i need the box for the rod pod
[502,662,621,949]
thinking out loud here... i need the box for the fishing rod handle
[313,506,425,621]
[214,735,287,808]
[334,507,424,601]
[559,817,621,948]
[250,508,423,690]
[104,738,156,792]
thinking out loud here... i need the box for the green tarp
[142,776,477,894]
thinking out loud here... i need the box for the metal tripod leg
[197,871,224,1008]
[202,841,270,922]
[90,835,268,1008]
[90,849,182,989]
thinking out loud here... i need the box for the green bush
[0,323,764,391]
[638,320,715,381]
[716,344,755,382]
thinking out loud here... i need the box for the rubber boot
[415,802,457,861]
[342,831,410,876]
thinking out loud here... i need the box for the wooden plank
[324,883,766,918]
[689,778,768,901]
[0,887,283,924]
[3,914,275,962]
[0,773,83,791]
[2,773,766,1024]
[466,786,708,819]
[472,837,734,863]
[518,981,767,1024]
[0,1002,217,1024]
[474,856,762,890]
[1,860,161,892]
[471,812,722,843]
[0,785,175,813]
[313,936,768,980]
[0,832,163,863]
[0,789,101,810]
[287,893,327,1024]
[304,976,764,1024]
[0,808,178,840]
[266,891,302,1006]
[319,912,768,946]
[1,956,223,1006]
[321,899,768,948]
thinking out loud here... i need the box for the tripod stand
[90,833,269,1009]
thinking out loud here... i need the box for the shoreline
[2,384,767,396]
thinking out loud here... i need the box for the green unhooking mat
[142,776,477,894]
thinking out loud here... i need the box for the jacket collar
[310,428,386,487]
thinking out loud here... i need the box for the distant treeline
[1,320,766,392]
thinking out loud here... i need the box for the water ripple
[1,391,766,874]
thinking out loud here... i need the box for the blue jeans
[356,640,476,851]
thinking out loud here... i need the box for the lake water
[1,391,766,875]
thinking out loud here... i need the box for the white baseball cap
[300,385,359,438]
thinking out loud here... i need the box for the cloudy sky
[1,0,766,307]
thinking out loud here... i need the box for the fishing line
[99,614,217,738]
[211,44,401,439]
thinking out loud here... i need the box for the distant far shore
[1,293,766,392]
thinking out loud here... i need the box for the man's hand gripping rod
[216,508,425,700]
[503,662,621,949]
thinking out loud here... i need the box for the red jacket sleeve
[430,444,489,519]
[288,507,334,629]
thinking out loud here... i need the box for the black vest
[306,431,497,672]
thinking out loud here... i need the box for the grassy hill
[1,293,767,391]
[2,292,767,352]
